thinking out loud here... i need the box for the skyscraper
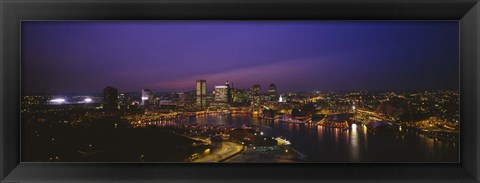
[233,89,248,104]
[251,84,261,111]
[226,81,232,104]
[252,84,261,96]
[268,83,278,101]
[141,89,154,108]
[214,85,228,102]
[103,86,118,111]
[196,80,207,110]
[118,93,130,110]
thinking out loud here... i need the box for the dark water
[190,114,459,162]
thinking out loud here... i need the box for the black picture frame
[1,0,479,182]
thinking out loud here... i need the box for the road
[194,141,244,162]
[356,109,387,120]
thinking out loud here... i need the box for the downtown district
[21,79,459,162]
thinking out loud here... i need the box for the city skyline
[21,21,460,163]
[22,21,459,94]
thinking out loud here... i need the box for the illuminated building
[268,83,277,101]
[251,84,261,111]
[252,84,261,95]
[159,100,176,112]
[49,98,66,105]
[352,102,356,113]
[226,81,233,104]
[141,89,154,108]
[102,86,118,111]
[196,80,207,110]
[214,85,228,102]
[278,95,286,103]
[233,89,248,104]
[210,85,229,110]
[179,91,196,111]
[118,93,129,110]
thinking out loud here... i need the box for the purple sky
[21,21,459,94]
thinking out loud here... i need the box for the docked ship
[239,124,253,130]
[280,116,305,124]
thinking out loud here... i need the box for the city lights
[50,98,65,103]
[351,123,357,130]
[23,81,459,163]
[21,21,459,163]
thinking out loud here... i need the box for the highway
[194,141,244,162]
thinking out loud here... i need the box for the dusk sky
[22,21,459,94]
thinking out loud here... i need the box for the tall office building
[268,83,278,101]
[103,86,118,111]
[141,89,154,108]
[251,84,261,111]
[252,84,261,95]
[196,80,207,110]
[214,85,228,102]
[225,81,233,104]
[233,89,248,104]
[118,93,130,110]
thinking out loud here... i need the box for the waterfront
[188,114,458,162]
[21,91,460,163]
[21,21,460,163]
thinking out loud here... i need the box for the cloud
[152,57,319,91]
[150,47,380,92]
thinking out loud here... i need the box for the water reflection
[334,128,339,143]
[317,126,324,143]
[362,124,368,149]
[350,124,359,161]
[188,114,458,162]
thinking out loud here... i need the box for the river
[188,113,459,162]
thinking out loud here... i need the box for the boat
[275,137,291,145]
[239,124,253,130]
[280,116,305,124]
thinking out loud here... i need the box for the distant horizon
[22,88,459,96]
[22,21,459,94]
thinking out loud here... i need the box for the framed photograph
[1,0,479,182]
